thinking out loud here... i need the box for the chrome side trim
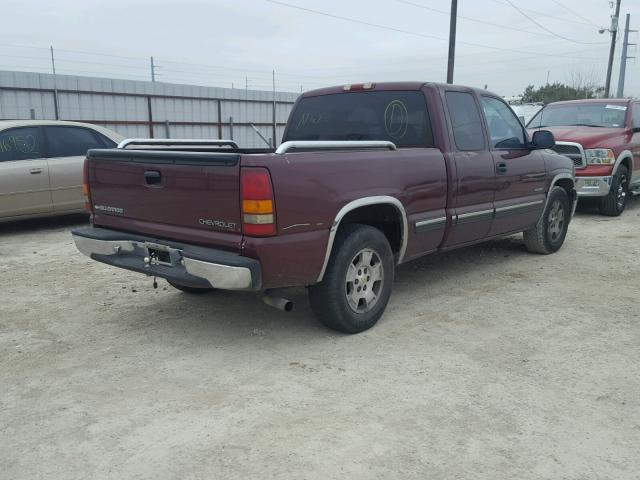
[316,196,408,282]
[415,217,446,227]
[456,208,494,221]
[118,138,239,149]
[276,140,396,155]
[494,200,543,213]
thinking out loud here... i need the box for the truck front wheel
[523,186,570,254]
[309,224,394,334]
[599,165,629,216]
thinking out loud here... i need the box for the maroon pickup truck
[528,98,640,216]
[72,82,576,333]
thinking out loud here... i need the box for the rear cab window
[285,90,434,147]
[444,91,486,151]
[44,126,110,157]
[0,127,44,162]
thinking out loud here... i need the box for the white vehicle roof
[0,120,124,142]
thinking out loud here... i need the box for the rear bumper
[575,176,612,197]
[72,227,261,290]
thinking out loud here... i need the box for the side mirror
[632,126,640,133]
[531,130,555,149]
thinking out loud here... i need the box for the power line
[264,0,608,59]
[504,0,606,44]
[549,0,602,28]
[489,0,597,27]
[396,0,560,38]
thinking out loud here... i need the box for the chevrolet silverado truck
[72,82,576,333]
[528,98,640,216]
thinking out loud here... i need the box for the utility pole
[50,45,59,120]
[604,0,621,98]
[446,0,458,83]
[150,56,159,82]
[616,14,636,98]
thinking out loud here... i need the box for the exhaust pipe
[262,291,293,312]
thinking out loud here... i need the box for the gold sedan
[0,120,123,222]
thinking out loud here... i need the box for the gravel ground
[1,198,639,480]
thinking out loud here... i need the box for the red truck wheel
[523,186,570,254]
[599,165,629,217]
[309,224,394,333]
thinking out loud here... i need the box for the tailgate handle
[144,170,162,185]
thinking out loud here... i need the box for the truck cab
[528,99,640,216]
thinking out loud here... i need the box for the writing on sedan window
[0,134,39,154]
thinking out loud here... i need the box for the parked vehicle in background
[510,103,544,126]
[0,120,123,222]
[528,99,640,216]
[73,82,575,333]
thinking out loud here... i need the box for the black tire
[523,186,570,254]
[167,280,215,294]
[599,165,629,217]
[308,224,394,334]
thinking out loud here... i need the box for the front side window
[481,96,526,148]
[633,103,640,129]
[285,91,434,147]
[45,126,105,157]
[527,103,628,129]
[445,91,485,151]
[0,127,43,162]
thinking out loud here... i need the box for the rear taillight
[82,158,92,212]
[241,167,276,236]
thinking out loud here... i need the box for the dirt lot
[1,199,639,480]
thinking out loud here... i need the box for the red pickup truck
[72,82,576,333]
[528,98,640,216]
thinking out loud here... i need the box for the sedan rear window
[285,91,434,147]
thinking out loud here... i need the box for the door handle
[496,162,508,175]
[144,170,162,185]
[29,168,44,174]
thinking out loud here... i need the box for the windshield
[285,91,434,147]
[527,103,627,128]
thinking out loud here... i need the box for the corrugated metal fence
[0,70,300,147]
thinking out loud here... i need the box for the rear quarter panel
[241,148,447,288]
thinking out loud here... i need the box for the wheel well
[619,157,632,173]
[338,204,403,255]
[554,178,575,197]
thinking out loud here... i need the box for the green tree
[521,82,604,104]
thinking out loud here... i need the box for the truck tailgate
[86,149,243,251]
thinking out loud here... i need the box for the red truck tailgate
[86,149,243,251]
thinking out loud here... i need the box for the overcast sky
[1,0,639,97]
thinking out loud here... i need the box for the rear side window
[445,91,485,151]
[45,126,106,157]
[285,91,434,147]
[0,127,44,162]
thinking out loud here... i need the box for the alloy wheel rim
[345,248,384,314]
[547,199,565,243]
[617,175,628,210]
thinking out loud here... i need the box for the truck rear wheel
[599,165,629,216]
[309,224,394,333]
[523,186,570,254]
[167,280,215,294]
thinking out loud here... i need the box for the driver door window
[481,97,526,149]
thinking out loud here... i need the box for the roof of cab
[546,98,632,106]
[301,81,500,99]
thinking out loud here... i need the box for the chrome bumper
[72,232,257,290]
[575,176,612,197]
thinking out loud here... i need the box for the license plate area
[144,242,179,266]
